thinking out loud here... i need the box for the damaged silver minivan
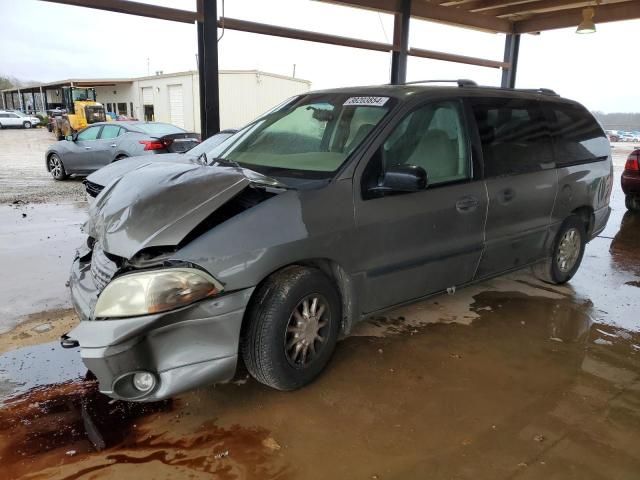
[63,82,612,401]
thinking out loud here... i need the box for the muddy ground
[0,129,638,479]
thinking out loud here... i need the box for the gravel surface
[0,128,85,204]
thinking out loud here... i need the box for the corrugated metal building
[2,70,311,132]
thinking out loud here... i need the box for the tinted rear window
[544,102,608,165]
[470,98,553,177]
[134,123,185,136]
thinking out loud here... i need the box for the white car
[0,110,40,129]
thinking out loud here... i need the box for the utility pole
[292,63,296,78]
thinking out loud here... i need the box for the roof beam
[452,0,538,12]
[514,1,640,33]
[219,16,506,68]
[39,0,197,24]
[488,0,629,18]
[218,17,393,52]
[318,0,512,32]
[409,47,509,68]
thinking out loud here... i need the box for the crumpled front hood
[86,153,195,187]
[85,162,259,259]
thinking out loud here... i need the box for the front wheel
[23,121,32,129]
[533,215,586,284]
[48,154,68,180]
[241,266,341,391]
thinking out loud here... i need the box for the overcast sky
[0,0,638,113]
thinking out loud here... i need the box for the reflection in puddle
[610,211,640,275]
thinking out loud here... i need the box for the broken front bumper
[66,255,254,402]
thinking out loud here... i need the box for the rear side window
[544,102,608,165]
[470,98,553,177]
[135,123,185,136]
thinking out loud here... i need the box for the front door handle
[110,144,117,148]
[456,196,479,212]
[84,146,92,150]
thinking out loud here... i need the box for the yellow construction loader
[49,87,107,140]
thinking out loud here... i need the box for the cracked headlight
[94,267,223,318]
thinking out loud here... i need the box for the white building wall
[90,70,310,133]
[219,71,311,130]
[94,85,135,115]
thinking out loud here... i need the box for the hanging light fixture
[576,6,596,34]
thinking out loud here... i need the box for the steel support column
[501,33,520,88]
[39,86,46,111]
[197,0,220,138]
[390,0,411,85]
[1,92,6,109]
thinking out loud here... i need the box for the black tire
[533,215,586,284]
[625,195,640,212]
[241,265,341,391]
[23,121,32,129]
[113,155,128,162]
[48,153,68,180]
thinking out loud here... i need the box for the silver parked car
[63,83,612,402]
[83,129,237,199]
[0,110,40,129]
[45,121,200,180]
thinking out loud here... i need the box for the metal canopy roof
[320,0,640,33]
[19,0,640,136]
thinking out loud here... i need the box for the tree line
[592,111,640,131]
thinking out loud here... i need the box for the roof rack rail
[403,79,478,87]
[516,88,558,96]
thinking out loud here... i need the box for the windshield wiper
[197,152,208,165]
[210,157,241,168]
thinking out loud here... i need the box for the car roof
[306,83,581,106]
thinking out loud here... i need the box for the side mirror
[373,164,427,193]
[65,135,74,142]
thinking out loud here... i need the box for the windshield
[208,94,395,177]
[135,122,186,136]
[188,130,236,156]
[71,88,96,102]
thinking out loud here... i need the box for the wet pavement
[0,202,86,333]
[0,145,638,479]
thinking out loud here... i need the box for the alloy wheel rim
[49,156,61,177]
[556,228,581,273]
[284,294,330,367]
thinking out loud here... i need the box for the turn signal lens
[94,268,223,318]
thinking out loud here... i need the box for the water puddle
[0,342,171,479]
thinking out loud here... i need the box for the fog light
[132,372,156,392]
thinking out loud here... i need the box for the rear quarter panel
[551,155,612,240]
[118,132,150,158]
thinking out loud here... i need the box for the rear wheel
[241,266,341,391]
[23,121,32,129]
[625,195,640,212]
[533,215,586,284]
[48,154,68,180]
